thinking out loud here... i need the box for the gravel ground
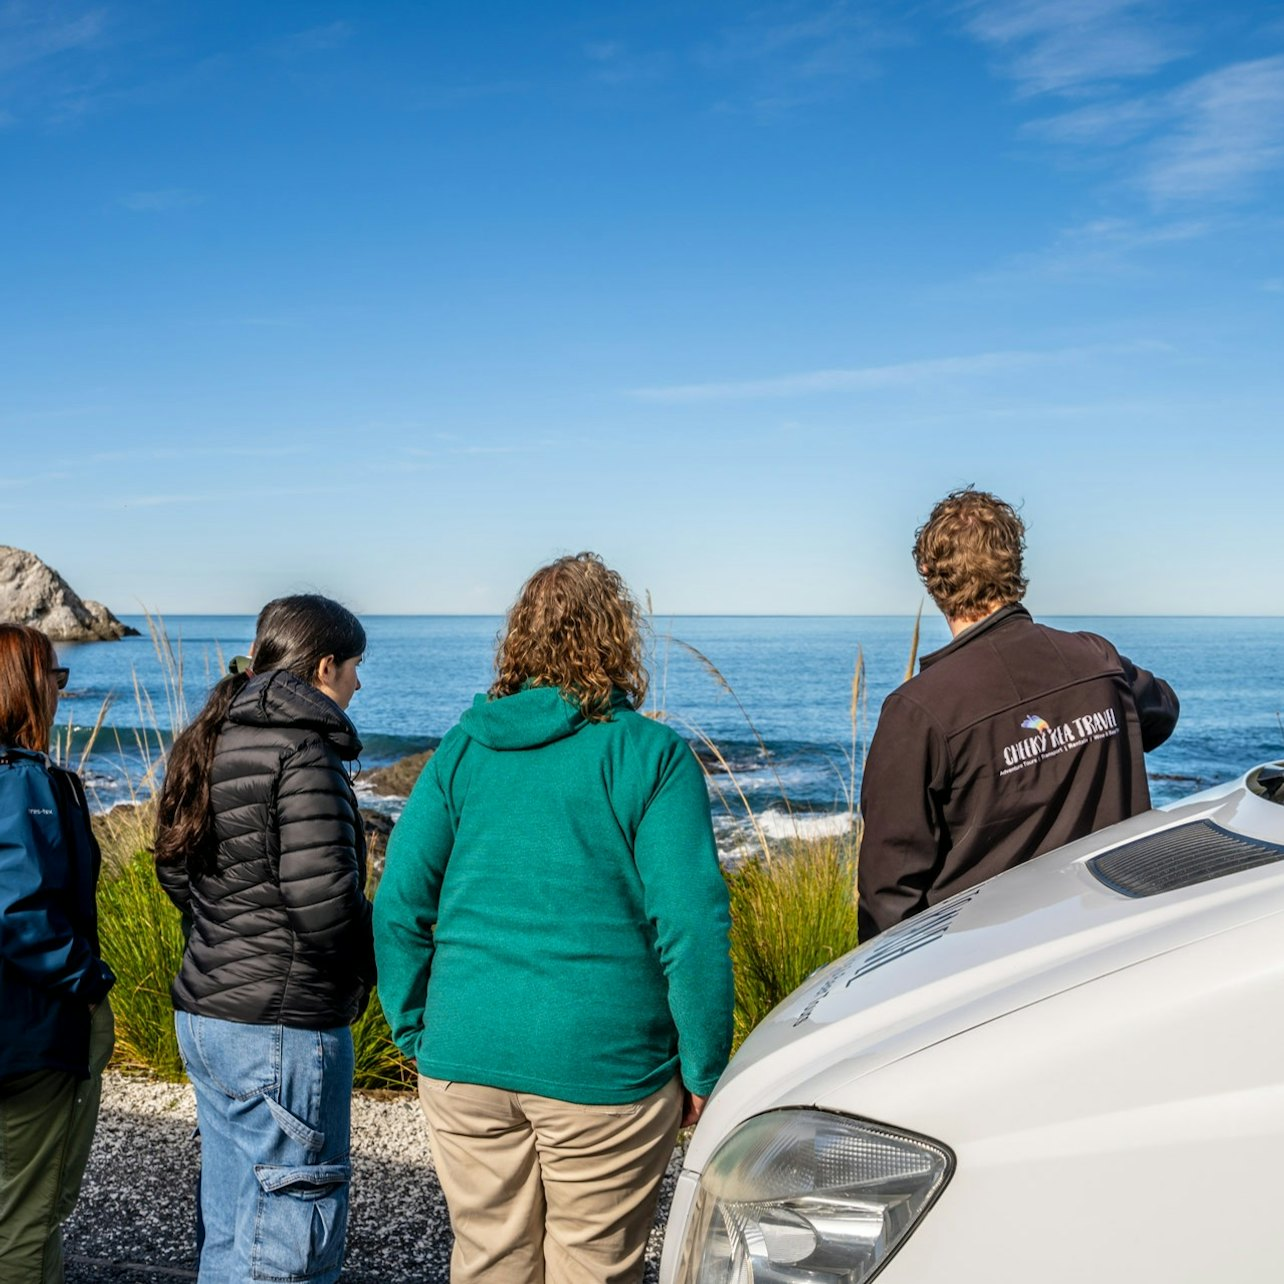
[64,1073,682,1283]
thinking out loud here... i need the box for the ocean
[53,614,1284,849]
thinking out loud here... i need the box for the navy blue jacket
[0,748,115,1080]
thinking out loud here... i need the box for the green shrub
[725,838,861,1050]
[352,987,417,1092]
[97,851,414,1090]
[97,850,186,1079]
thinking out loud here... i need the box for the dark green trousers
[0,1000,115,1283]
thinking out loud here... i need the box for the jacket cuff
[683,1072,724,1097]
[78,961,116,1004]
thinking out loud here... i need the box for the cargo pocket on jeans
[250,1160,350,1282]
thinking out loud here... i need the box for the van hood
[691,766,1284,1168]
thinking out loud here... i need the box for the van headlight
[672,1109,952,1284]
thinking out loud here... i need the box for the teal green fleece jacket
[373,686,734,1104]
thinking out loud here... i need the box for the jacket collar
[226,670,363,760]
[919,603,1031,672]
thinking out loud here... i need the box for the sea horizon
[53,614,1284,845]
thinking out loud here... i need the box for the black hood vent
[1088,820,1284,898]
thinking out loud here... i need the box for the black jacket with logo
[857,605,1179,940]
[157,670,374,1028]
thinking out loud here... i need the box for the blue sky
[2,1,1282,615]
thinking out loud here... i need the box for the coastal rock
[0,546,137,641]
[361,807,394,879]
[363,749,434,798]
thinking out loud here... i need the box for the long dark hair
[153,594,365,868]
[0,624,59,753]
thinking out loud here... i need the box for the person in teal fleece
[374,552,733,1284]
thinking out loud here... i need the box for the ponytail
[152,669,251,871]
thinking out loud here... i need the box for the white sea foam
[752,808,856,842]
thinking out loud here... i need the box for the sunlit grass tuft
[97,851,186,1080]
[724,837,860,1050]
[351,985,417,1091]
[646,627,870,1050]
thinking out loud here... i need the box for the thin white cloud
[585,48,675,88]
[982,215,1212,281]
[0,3,112,125]
[117,188,205,213]
[0,4,106,77]
[404,79,532,110]
[275,22,353,56]
[963,0,1187,98]
[0,471,59,491]
[1023,94,1164,147]
[1143,56,1284,201]
[700,1,907,112]
[114,485,343,509]
[629,342,1167,403]
[583,40,625,63]
[88,445,299,465]
[971,0,1284,210]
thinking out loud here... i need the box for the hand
[681,1091,708,1128]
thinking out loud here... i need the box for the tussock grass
[351,987,417,1091]
[644,625,872,1050]
[725,838,860,1050]
[97,851,186,1079]
[905,601,923,681]
[92,799,157,876]
[96,847,414,1090]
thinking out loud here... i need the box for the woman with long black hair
[154,594,373,1284]
[0,623,115,1283]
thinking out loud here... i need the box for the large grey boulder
[0,546,138,641]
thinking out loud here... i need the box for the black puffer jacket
[158,671,374,1028]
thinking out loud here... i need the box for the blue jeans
[175,1013,354,1284]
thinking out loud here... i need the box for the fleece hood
[459,686,636,750]
[226,669,362,761]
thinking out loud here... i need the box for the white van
[661,763,1284,1284]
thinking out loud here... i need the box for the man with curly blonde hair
[858,488,1179,941]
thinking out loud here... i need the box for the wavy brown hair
[0,624,59,753]
[491,553,647,721]
[913,487,1028,622]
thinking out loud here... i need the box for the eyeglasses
[50,668,69,690]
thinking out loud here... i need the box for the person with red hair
[0,623,115,1282]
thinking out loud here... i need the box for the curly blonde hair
[913,488,1027,622]
[491,553,648,721]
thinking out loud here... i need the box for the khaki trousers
[0,1000,115,1284]
[418,1075,682,1284]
